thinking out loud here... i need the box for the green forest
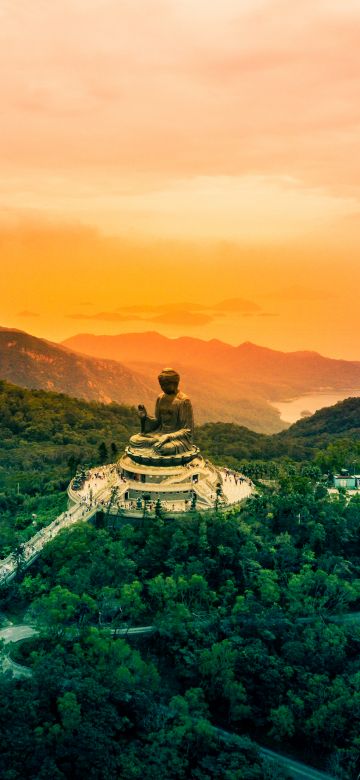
[1,380,360,556]
[1,381,360,778]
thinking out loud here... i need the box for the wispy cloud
[17,310,39,317]
[66,312,143,322]
[67,298,263,326]
[149,311,212,326]
[210,299,260,313]
[1,0,360,200]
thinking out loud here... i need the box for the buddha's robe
[129,391,194,455]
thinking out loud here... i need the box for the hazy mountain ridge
[0,329,284,433]
[0,329,155,407]
[62,331,360,401]
[3,327,360,434]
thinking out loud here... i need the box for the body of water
[271,389,360,425]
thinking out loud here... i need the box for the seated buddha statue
[128,368,197,462]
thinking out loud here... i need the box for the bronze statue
[128,368,195,459]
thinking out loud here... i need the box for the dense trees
[1,477,359,777]
[1,380,360,558]
[2,383,360,777]
[0,382,138,555]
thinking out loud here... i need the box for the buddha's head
[158,367,180,395]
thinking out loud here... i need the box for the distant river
[271,389,360,425]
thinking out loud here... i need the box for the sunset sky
[1,0,360,358]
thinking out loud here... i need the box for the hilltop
[1,381,359,495]
[1,386,360,778]
[0,327,154,407]
[197,396,360,464]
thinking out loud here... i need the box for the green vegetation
[0,381,138,555]
[2,481,360,778]
[1,382,360,777]
[197,396,360,475]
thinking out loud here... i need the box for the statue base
[118,452,220,510]
[68,455,254,517]
[125,445,200,468]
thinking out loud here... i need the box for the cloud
[0,0,360,201]
[66,308,215,326]
[149,311,213,326]
[66,312,143,322]
[17,309,39,317]
[65,299,263,326]
[116,299,260,315]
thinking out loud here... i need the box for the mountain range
[62,331,360,402]
[2,326,360,435]
[196,395,360,464]
[0,327,154,408]
[0,328,282,432]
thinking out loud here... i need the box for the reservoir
[271,389,360,425]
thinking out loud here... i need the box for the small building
[333,474,360,490]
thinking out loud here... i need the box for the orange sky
[1,0,360,358]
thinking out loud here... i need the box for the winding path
[257,746,333,780]
[0,468,117,586]
[0,624,38,678]
[0,619,336,778]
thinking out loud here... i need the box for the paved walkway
[0,622,154,679]
[258,746,334,780]
[0,617,338,777]
[0,468,117,585]
[219,469,253,504]
[0,624,38,678]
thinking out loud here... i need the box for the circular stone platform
[68,458,254,516]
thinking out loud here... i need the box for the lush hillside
[1,382,360,556]
[279,396,360,441]
[2,464,360,777]
[0,379,138,491]
[0,327,155,406]
[197,397,360,469]
[62,330,360,401]
[0,381,138,556]
[1,385,360,777]
[0,328,284,432]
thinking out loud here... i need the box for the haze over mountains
[2,326,360,435]
[63,332,360,419]
[0,328,280,432]
[0,328,155,408]
[62,331,360,401]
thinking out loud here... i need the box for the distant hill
[1,380,359,475]
[0,327,154,407]
[0,328,284,433]
[4,327,360,436]
[281,396,360,436]
[197,396,360,464]
[278,395,360,448]
[0,380,139,501]
[62,331,360,401]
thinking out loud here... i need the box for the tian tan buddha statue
[127,368,198,465]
